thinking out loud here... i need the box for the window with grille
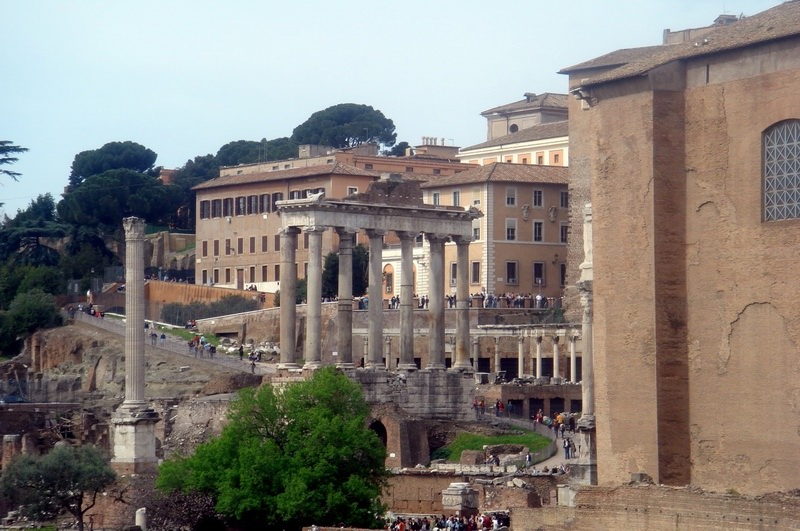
[211,199,222,218]
[199,201,210,219]
[235,196,246,216]
[533,190,543,208]
[506,219,517,241]
[764,120,800,221]
[534,221,543,242]
[506,262,518,285]
[223,198,233,217]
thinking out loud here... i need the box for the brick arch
[369,418,387,447]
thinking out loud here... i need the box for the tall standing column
[336,227,355,368]
[552,336,561,380]
[122,217,146,410]
[517,334,525,379]
[471,337,480,369]
[384,336,392,369]
[397,232,417,370]
[303,227,324,370]
[426,234,447,370]
[570,332,578,383]
[366,229,385,369]
[493,336,501,374]
[535,335,543,379]
[279,227,300,369]
[452,238,472,371]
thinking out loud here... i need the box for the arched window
[509,124,519,133]
[764,120,800,221]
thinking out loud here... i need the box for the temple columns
[426,234,447,370]
[397,231,417,370]
[517,334,525,378]
[535,335,543,379]
[366,229,385,369]
[552,335,561,380]
[279,227,300,369]
[335,227,355,368]
[452,237,472,371]
[493,336,501,374]
[303,227,324,370]
[570,332,578,383]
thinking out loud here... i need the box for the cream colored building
[419,163,569,302]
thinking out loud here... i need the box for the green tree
[157,367,388,530]
[291,104,397,148]
[386,141,410,157]
[216,138,299,167]
[0,140,28,181]
[0,444,116,531]
[68,141,157,188]
[0,194,66,266]
[320,244,369,298]
[8,288,63,336]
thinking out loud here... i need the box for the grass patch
[440,429,550,463]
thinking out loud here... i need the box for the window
[509,124,519,133]
[560,223,569,244]
[235,196,246,216]
[364,163,373,170]
[450,263,457,286]
[272,192,284,208]
[521,157,528,164]
[274,234,280,250]
[201,270,208,285]
[472,188,481,205]
[272,165,279,170]
[473,226,481,240]
[433,169,441,175]
[347,186,358,195]
[260,194,270,214]
[213,240,219,256]
[225,268,231,284]
[211,199,222,218]
[262,265,268,281]
[560,263,567,286]
[249,266,256,283]
[553,153,560,164]
[237,238,243,255]
[764,120,800,221]
[432,192,441,205]
[289,190,302,200]
[533,262,546,287]
[452,190,461,207]
[506,262,518,285]
[534,221,543,242]
[560,190,569,208]
[201,241,208,257]
[506,187,517,206]
[303,232,309,249]
[249,237,256,254]
[213,269,219,283]
[262,235,268,252]
[223,197,233,217]
[471,261,481,284]
[405,166,414,172]
[506,219,517,241]
[537,155,544,164]
[225,239,232,255]
[284,164,291,169]
[274,264,280,280]
[247,195,258,214]
[385,273,393,293]
[533,190,543,207]
[199,200,210,219]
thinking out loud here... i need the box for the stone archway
[369,419,388,447]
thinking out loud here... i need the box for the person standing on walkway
[239,345,244,361]
[563,438,570,459]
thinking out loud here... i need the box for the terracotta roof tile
[481,92,568,115]
[562,1,800,88]
[461,121,568,152]
[192,162,380,191]
[419,162,568,188]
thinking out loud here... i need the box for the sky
[1,0,781,218]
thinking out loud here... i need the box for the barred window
[764,120,800,221]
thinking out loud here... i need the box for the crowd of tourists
[386,511,510,530]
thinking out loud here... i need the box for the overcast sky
[1,0,780,217]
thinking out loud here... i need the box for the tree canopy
[0,140,28,182]
[291,104,397,148]
[69,141,157,188]
[0,444,116,531]
[157,367,388,530]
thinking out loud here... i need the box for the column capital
[123,217,146,240]
[396,230,418,241]
[280,226,301,236]
[451,235,473,245]
[365,228,386,238]
[303,225,326,234]
[425,233,450,244]
[335,226,359,237]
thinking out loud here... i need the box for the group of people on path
[387,511,509,531]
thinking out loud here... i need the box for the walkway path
[71,311,275,376]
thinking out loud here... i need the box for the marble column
[426,234,447,370]
[366,229,385,369]
[303,226,324,370]
[570,332,578,383]
[517,334,525,378]
[335,227,355,368]
[397,231,417,370]
[552,335,561,380]
[535,335,543,379]
[579,287,594,417]
[493,336,501,374]
[452,238,472,371]
[122,217,146,410]
[112,217,158,474]
[384,336,392,369]
[471,337,480,369]
[279,227,300,369]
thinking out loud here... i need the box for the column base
[277,362,301,370]
[450,363,474,373]
[302,360,322,370]
[397,363,418,371]
[336,362,356,370]
[111,411,159,475]
[425,363,447,371]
